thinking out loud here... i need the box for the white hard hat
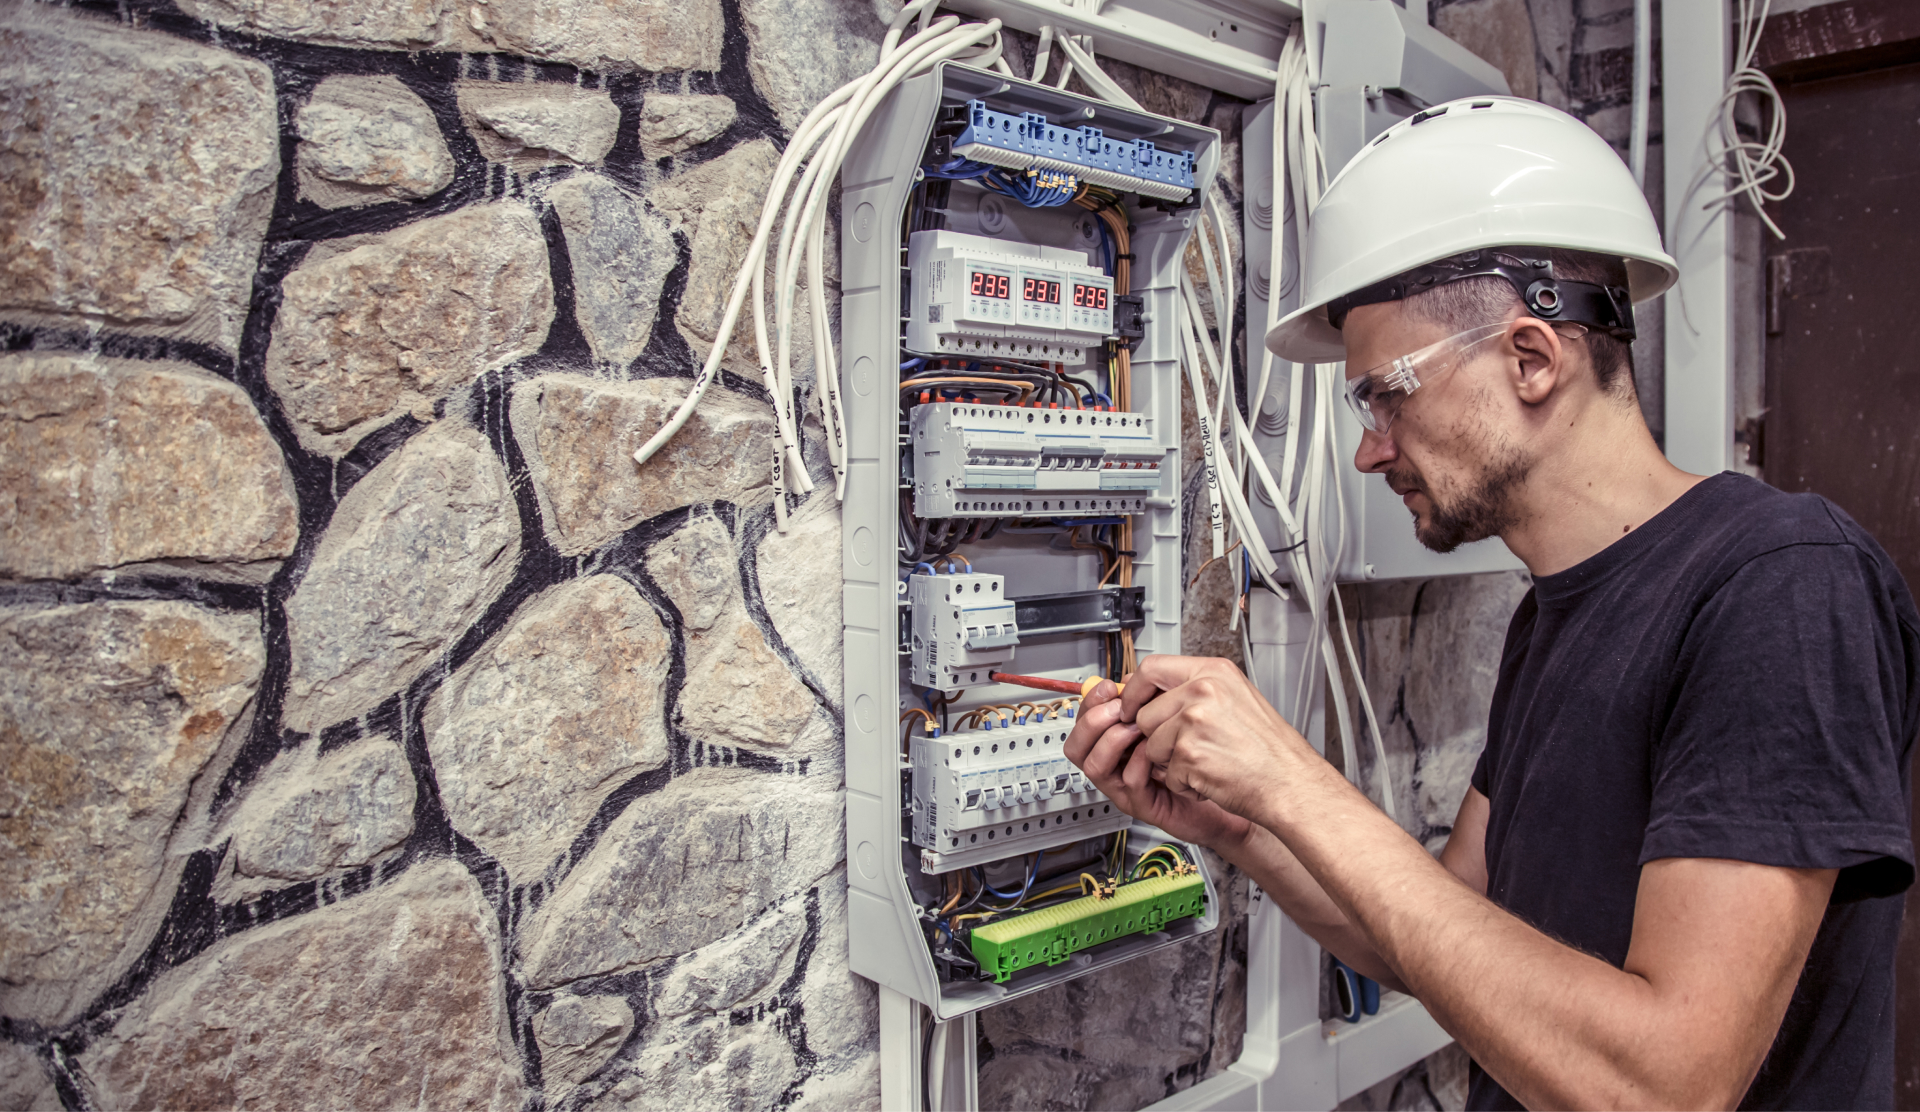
[1265,96,1678,363]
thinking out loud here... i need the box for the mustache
[1385,467,1425,496]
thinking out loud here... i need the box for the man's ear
[1507,318,1565,405]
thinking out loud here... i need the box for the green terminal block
[967,873,1207,983]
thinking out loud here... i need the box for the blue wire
[1096,218,1115,276]
[901,357,926,372]
[977,868,1023,899]
[977,851,1045,902]
[923,157,993,181]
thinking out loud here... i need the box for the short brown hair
[1399,248,1635,400]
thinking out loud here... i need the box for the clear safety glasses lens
[1342,322,1511,434]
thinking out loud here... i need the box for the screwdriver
[989,671,1126,698]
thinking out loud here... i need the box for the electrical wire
[630,1,1007,529]
[1695,0,1794,238]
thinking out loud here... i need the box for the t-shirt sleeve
[1644,542,1915,901]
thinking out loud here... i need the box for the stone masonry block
[510,373,774,556]
[266,202,553,458]
[177,0,459,49]
[0,354,299,581]
[0,1043,59,1112]
[282,420,520,734]
[0,601,265,1025]
[548,174,676,370]
[638,94,738,158]
[753,493,842,693]
[737,0,887,132]
[225,735,416,884]
[652,139,781,350]
[473,0,721,73]
[467,87,621,166]
[297,75,455,209]
[78,860,523,1111]
[651,512,815,752]
[0,5,278,352]
[425,574,671,884]
[518,768,842,990]
[534,994,634,1094]
[575,874,878,1109]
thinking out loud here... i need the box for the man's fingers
[1083,678,1123,709]
[1118,654,1215,719]
[1082,721,1142,784]
[1063,696,1123,766]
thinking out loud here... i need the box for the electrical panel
[841,63,1223,1021]
[908,401,1166,519]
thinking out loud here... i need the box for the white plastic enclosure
[840,61,1224,1021]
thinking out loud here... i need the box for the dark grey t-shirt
[1467,473,1919,1111]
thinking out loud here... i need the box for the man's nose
[1353,426,1397,474]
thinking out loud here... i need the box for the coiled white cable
[1700,0,1794,238]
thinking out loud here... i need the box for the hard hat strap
[1325,248,1636,342]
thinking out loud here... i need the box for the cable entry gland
[840,61,1223,1023]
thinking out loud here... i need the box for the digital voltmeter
[906,229,1114,365]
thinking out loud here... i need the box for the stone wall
[0,0,1657,1107]
[0,0,870,1106]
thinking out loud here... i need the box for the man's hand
[1063,672,1253,851]
[1116,654,1325,827]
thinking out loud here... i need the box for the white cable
[631,1,1003,527]
[1696,0,1793,237]
[1629,0,1651,189]
[1053,36,1142,110]
[780,17,983,495]
[634,0,937,480]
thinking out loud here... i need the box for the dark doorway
[1761,58,1920,1107]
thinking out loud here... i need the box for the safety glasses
[1341,322,1511,435]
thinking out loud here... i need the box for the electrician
[1066,97,1919,1110]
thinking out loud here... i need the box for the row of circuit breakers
[893,89,1206,986]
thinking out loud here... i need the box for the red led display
[969,271,1010,299]
[1022,277,1061,304]
[1073,283,1109,310]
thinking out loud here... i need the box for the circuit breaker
[907,571,1018,688]
[841,62,1223,1022]
[908,401,1166,519]
[909,725,1125,873]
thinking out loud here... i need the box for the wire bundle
[1698,0,1794,238]
[629,1,1008,531]
[1157,22,1400,822]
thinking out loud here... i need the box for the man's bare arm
[1118,654,1836,1110]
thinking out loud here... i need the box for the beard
[1394,450,1530,554]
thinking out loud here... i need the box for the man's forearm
[1251,759,1803,1110]
[1214,816,1408,991]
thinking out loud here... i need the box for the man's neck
[1498,400,1708,578]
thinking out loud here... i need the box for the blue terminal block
[950,100,1196,203]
